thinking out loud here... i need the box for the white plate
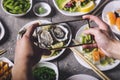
[0,57,14,67]
[102,1,120,35]
[17,20,72,61]
[74,24,120,71]
[0,21,5,41]
[53,0,101,16]
[66,74,98,80]
[33,62,59,80]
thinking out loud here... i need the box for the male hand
[82,15,116,57]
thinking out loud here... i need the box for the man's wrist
[104,39,120,59]
[12,60,33,80]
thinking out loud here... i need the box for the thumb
[25,23,39,38]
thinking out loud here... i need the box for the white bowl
[33,2,51,17]
[0,21,5,40]
[0,57,14,67]
[1,0,32,16]
[66,74,98,80]
[33,62,59,80]
[53,0,101,16]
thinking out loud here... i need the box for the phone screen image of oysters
[36,23,72,59]
[18,20,72,61]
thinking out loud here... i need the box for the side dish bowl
[33,62,59,80]
[53,0,101,16]
[33,2,51,17]
[1,0,32,16]
[0,21,5,41]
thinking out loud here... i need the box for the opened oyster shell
[38,30,53,48]
[51,25,69,42]
[36,24,69,49]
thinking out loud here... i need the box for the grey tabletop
[0,0,120,80]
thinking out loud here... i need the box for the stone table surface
[0,0,120,80]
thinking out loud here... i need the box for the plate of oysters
[17,20,72,61]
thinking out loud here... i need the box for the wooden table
[0,0,120,80]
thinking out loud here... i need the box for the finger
[82,43,97,49]
[83,15,108,30]
[24,23,39,38]
[83,28,100,37]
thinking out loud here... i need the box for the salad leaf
[56,0,71,9]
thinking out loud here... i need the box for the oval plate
[0,57,13,67]
[74,24,120,71]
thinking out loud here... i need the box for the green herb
[33,67,56,80]
[81,26,95,53]
[37,7,46,14]
[100,57,114,66]
[3,0,30,14]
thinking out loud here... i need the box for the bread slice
[107,12,116,26]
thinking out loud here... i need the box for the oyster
[38,30,53,48]
[51,25,69,42]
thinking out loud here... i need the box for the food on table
[36,24,70,58]
[38,30,53,48]
[2,0,30,14]
[116,17,120,30]
[51,42,64,49]
[51,25,69,41]
[33,66,56,80]
[92,50,100,63]
[79,26,114,66]
[107,12,116,26]
[37,7,47,14]
[0,61,12,80]
[80,1,95,13]
[81,26,95,52]
[106,10,120,31]
[56,0,96,13]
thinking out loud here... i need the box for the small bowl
[0,57,14,67]
[33,2,51,17]
[0,21,5,41]
[1,0,32,16]
[33,62,59,80]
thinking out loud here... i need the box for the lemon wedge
[80,1,95,13]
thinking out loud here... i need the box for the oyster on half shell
[51,25,69,42]
[38,30,53,48]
